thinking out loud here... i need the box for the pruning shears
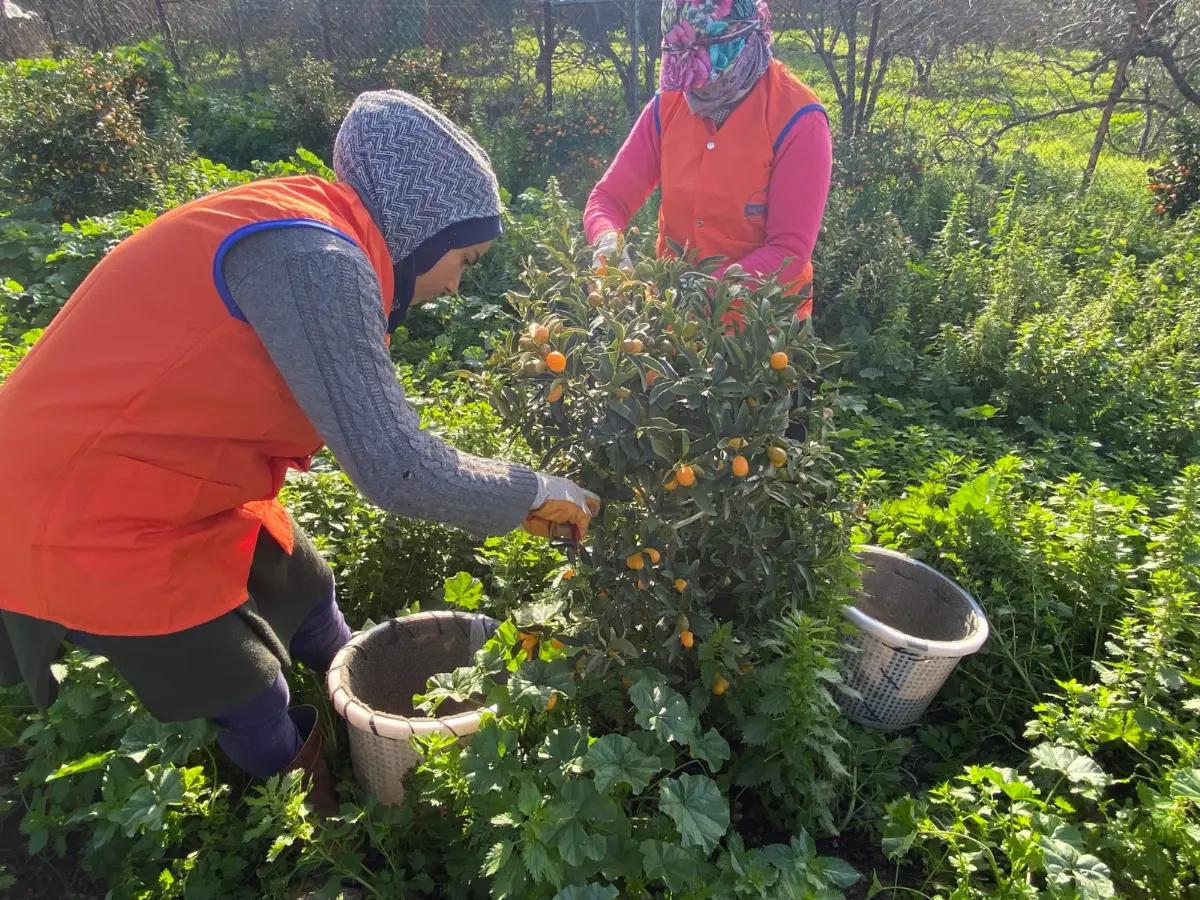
[550,522,582,553]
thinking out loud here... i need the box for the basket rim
[841,545,990,657]
[327,610,498,740]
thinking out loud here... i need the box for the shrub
[407,215,863,895]
[348,49,473,124]
[489,92,628,206]
[0,45,188,221]
[1147,116,1200,220]
[268,56,346,162]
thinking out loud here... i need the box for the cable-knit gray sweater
[222,225,537,537]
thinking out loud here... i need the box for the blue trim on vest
[212,218,357,322]
[772,104,828,155]
[654,94,662,135]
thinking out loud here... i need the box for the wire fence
[2,0,668,112]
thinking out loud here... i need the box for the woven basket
[838,547,989,730]
[327,611,498,806]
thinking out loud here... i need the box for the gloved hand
[592,230,633,274]
[523,474,601,541]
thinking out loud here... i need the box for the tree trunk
[643,8,659,97]
[841,1,858,140]
[228,0,252,92]
[94,0,114,47]
[317,0,335,62]
[1083,0,1149,187]
[628,0,640,114]
[538,0,555,111]
[0,1,12,62]
[154,0,184,76]
[1138,81,1153,155]
[45,0,59,44]
[855,0,881,136]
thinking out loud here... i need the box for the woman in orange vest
[585,0,832,327]
[0,92,598,813]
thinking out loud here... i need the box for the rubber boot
[287,705,339,818]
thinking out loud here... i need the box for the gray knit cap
[333,91,502,263]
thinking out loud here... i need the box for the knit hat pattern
[333,90,502,264]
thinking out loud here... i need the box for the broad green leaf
[640,839,699,892]
[1170,768,1200,801]
[443,572,484,610]
[659,774,730,854]
[117,766,184,836]
[46,750,113,781]
[584,734,662,793]
[551,885,618,900]
[689,728,731,771]
[630,677,699,746]
[1030,744,1110,789]
[812,855,861,889]
[509,659,576,709]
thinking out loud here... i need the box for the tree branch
[1142,39,1200,109]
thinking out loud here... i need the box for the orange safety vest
[655,59,825,320]
[0,176,394,636]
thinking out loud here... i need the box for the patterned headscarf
[333,90,502,324]
[660,0,773,120]
[333,90,502,265]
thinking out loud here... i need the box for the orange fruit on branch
[530,323,550,344]
[626,552,646,571]
[712,674,729,695]
[767,446,787,467]
[546,693,558,711]
[679,630,695,648]
[546,351,567,373]
[770,351,789,370]
[675,465,696,487]
[731,455,750,477]
[644,548,661,564]
[622,338,643,354]
[547,383,564,403]
[646,369,661,386]
[674,578,688,593]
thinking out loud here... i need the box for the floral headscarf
[660,0,773,120]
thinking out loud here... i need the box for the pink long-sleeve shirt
[584,97,833,288]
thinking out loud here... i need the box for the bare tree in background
[776,0,993,138]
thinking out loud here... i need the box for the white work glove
[592,230,633,274]
[522,474,601,541]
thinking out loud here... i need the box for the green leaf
[583,734,663,794]
[659,774,730,854]
[45,750,113,782]
[630,677,699,746]
[117,766,184,836]
[688,729,731,771]
[1039,823,1114,900]
[509,659,576,710]
[640,839,699,892]
[443,572,484,610]
[522,840,562,887]
[813,856,860,889]
[1170,768,1200,801]
[1030,744,1111,789]
[550,885,618,900]
[483,841,514,877]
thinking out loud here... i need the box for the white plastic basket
[327,611,497,806]
[838,547,989,730]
